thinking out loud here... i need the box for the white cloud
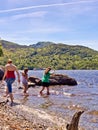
[0,11,47,25]
[11,11,47,20]
[0,0,98,13]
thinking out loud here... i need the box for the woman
[2,59,20,106]
[40,67,52,95]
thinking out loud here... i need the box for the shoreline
[0,100,85,130]
[0,102,50,130]
[0,99,68,130]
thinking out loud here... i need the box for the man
[2,59,20,106]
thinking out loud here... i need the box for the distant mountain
[0,40,28,49]
[29,42,97,57]
[29,41,55,48]
[0,40,55,49]
[1,39,98,70]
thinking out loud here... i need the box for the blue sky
[0,0,98,50]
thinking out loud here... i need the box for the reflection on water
[0,70,98,130]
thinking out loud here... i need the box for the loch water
[0,70,98,130]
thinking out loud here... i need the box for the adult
[2,59,20,106]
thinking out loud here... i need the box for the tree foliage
[0,41,98,70]
[0,44,3,56]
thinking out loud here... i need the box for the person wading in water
[21,68,29,95]
[40,67,54,95]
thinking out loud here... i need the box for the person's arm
[15,68,20,83]
[26,74,28,80]
[50,70,55,75]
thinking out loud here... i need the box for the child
[21,68,29,95]
[40,67,53,95]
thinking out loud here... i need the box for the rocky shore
[0,103,52,130]
[0,98,84,130]
[0,99,67,130]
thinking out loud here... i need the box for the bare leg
[23,85,27,93]
[46,87,50,95]
[40,86,45,95]
[23,85,29,96]
[26,85,28,93]
[9,93,14,106]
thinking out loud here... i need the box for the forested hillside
[0,40,98,70]
[0,44,3,56]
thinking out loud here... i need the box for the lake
[0,70,98,130]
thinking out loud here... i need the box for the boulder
[28,74,77,87]
[28,76,41,86]
[0,66,4,80]
[50,74,77,86]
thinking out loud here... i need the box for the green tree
[0,44,3,56]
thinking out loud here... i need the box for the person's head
[24,68,28,73]
[7,59,12,64]
[45,67,51,73]
[47,67,51,71]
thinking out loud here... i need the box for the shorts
[22,80,28,86]
[5,78,15,93]
[42,82,50,87]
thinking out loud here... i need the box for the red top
[6,71,15,78]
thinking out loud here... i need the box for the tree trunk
[66,111,84,130]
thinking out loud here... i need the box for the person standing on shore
[2,59,20,106]
[40,67,54,95]
[21,68,29,95]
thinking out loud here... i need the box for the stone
[50,74,77,86]
[28,74,77,87]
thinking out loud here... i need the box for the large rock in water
[0,67,4,80]
[28,74,77,87]
[49,74,77,85]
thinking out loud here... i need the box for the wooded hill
[0,40,98,70]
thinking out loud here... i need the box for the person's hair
[45,67,51,74]
[7,59,12,63]
[24,68,28,74]
[47,67,51,70]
